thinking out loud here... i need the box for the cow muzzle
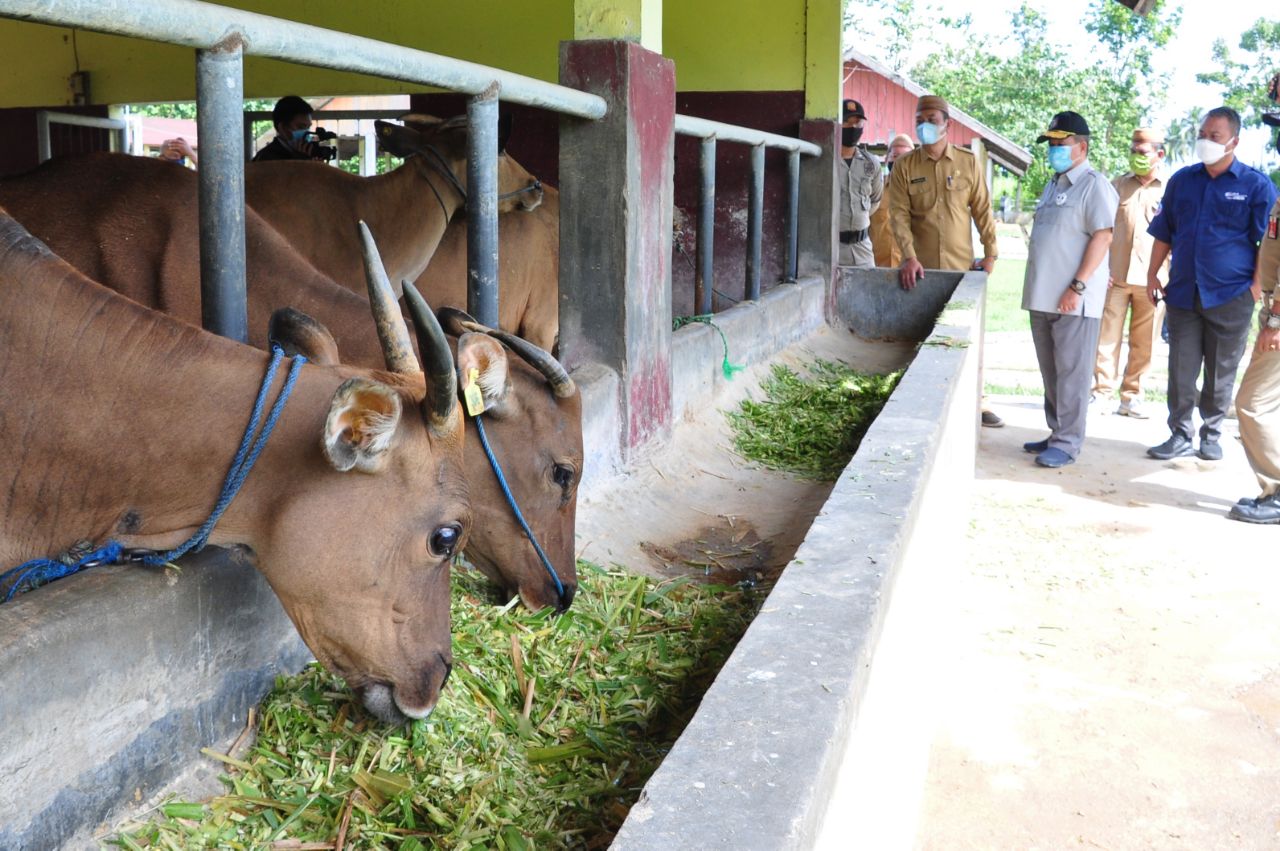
[357,653,453,724]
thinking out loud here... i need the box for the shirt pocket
[1034,193,1080,229]
[907,179,935,212]
[1208,191,1249,230]
[945,173,972,196]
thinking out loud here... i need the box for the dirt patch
[641,521,777,587]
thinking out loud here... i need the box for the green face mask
[1129,151,1154,175]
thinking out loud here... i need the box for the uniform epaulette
[953,146,975,157]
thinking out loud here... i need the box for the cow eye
[552,463,575,490]
[429,524,462,559]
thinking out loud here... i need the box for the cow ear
[375,120,422,158]
[323,378,403,473]
[269,307,341,366]
[456,332,513,417]
[497,113,513,154]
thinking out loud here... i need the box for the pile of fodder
[728,359,902,481]
[111,563,764,850]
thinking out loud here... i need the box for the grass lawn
[983,258,1029,333]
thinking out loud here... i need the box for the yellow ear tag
[464,367,486,417]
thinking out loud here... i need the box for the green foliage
[1197,19,1280,127]
[112,563,764,849]
[130,99,277,120]
[728,360,901,481]
[905,1,1180,199]
[843,0,972,71]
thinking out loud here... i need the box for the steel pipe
[695,137,717,316]
[674,114,821,157]
[0,0,606,120]
[745,144,765,302]
[196,39,248,343]
[35,111,128,162]
[785,149,800,282]
[466,84,500,329]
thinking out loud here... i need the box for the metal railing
[36,111,131,163]
[673,115,822,315]
[0,0,607,339]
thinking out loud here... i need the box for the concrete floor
[915,394,1280,850]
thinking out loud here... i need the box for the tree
[842,0,971,71]
[910,0,1180,199]
[1196,19,1280,127]
[1163,107,1202,165]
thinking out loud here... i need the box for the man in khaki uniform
[870,133,915,267]
[1230,98,1280,524]
[1092,127,1168,419]
[837,98,883,267]
[888,94,999,287]
[888,93,1001,425]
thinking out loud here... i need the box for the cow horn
[358,221,418,375]
[434,307,574,399]
[402,281,459,431]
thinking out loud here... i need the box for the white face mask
[1194,138,1230,165]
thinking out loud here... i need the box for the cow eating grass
[0,152,581,613]
[0,208,467,724]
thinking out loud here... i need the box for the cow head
[438,308,582,612]
[256,225,470,725]
[375,114,544,214]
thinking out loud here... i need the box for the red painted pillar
[558,40,675,453]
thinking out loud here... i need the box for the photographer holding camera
[252,95,337,163]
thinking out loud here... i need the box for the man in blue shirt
[1146,106,1277,461]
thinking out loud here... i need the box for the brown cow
[245,114,544,297]
[0,152,580,611]
[415,184,561,353]
[0,207,468,723]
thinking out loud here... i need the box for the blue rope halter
[1,346,306,603]
[471,414,565,601]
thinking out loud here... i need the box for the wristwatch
[1069,278,1086,294]
[1266,310,1280,330]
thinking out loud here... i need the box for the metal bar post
[695,137,716,315]
[196,38,248,342]
[745,143,765,302]
[785,149,800,282]
[466,83,500,328]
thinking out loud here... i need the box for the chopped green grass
[110,562,764,850]
[727,359,901,482]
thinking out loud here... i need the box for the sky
[848,0,1274,168]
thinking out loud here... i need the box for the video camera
[305,126,338,162]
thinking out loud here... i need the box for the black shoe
[1197,442,1223,461]
[1147,434,1195,460]
[981,410,1004,428]
[1228,494,1280,524]
[1023,438,1050,454]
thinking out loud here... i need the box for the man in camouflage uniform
[1230,78,1280,524]
[837,98,883,268]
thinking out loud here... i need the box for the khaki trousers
[1093,282,1163,402]
[1236,348,1280,497]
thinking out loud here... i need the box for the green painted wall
[0,0,572,107]
[0,1,841,113]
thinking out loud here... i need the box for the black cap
[842,99,866,121]
[1036,111,1091,143]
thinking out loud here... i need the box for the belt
[839,228,869,245]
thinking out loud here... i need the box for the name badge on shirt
[1225,191,1248,201]
[1054,193,1067,206]
[910,177,926,184]
[1270,215,1279,240]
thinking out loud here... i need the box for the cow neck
[358,157,464,289]
[0,234,347,565]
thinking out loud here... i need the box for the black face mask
[842,126,863,147]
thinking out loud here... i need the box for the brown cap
[889,133,914,149]
[916,95,949,115]
[1132,127,1165,145]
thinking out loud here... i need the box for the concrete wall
[835,265,964,342]
[611,270,984,849]
[0,549,310,850]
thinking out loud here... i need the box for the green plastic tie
[673,314,745,380]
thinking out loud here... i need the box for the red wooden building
[842,47,1032,178]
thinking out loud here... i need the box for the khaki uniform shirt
[1109,172,1168,287]
[870,171,901,267]
[1023,160,1119,318]
[1259,197,1280,296]
[887,142,998,269]
[838,147,883,233]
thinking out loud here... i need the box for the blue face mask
[916,122,941,146]
[1047,144,1075,173]
[290,128,310,142]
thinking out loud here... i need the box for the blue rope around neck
[472,415,565,601]
[0,346,306,603]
